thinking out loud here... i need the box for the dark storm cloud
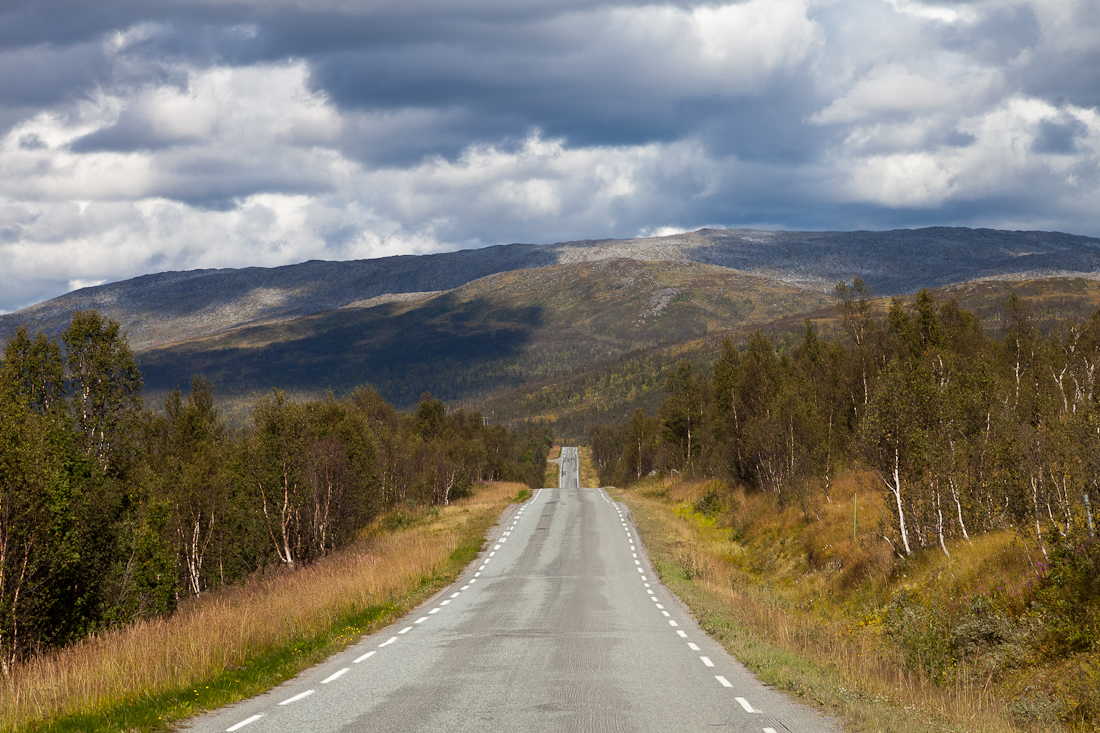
[0,0,1099,314]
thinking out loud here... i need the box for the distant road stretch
[186,447,836,732]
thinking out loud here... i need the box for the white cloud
[1,0,1100,313]
[812,63,1005,124]
[838,96,1100,207]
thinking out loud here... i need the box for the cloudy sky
[1,0,1099,313]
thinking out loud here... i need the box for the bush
[1034,534,1100,656]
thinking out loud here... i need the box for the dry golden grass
[576,446,599,488]
[0,482,521,731]
[617,474,1028,733]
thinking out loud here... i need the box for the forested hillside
[593,281,1100,552]
[589,282,1100,726]
[0,313,551,671]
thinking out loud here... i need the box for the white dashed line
[461,585,470,590]
[494,544,500,550]
[440,599,451,605]
[716,676,733,687]
[662,611,671,617]
[700,656,714,667]
[669,620,678,627]
[765,729,779,733]
[736,697,756,713]
[677,630,687,638]
[398,627,412,634]
[451,592,460,598]
[656,604,664,609]
[379,636,397,646]
[226,714,262,731]
[414,617,429,624]
[688,642,700,651]
[322,668,349,683]
[353,651,375,663]
[279,690,315,705]
[428,608,441,614]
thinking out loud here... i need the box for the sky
[1,0,1099,314]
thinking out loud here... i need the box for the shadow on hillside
[139,294,544,408]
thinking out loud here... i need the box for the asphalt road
[185,447,837,732]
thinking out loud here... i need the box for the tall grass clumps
[0,482,522,733]
[615,473,1099,733]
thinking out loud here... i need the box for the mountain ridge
[4,226,1100,352]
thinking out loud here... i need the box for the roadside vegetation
[0,311,551,728]
[1,483,525,732]
[590,282,1100,730]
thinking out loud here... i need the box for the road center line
[278,690,315,705]
[414,617,429,623]
[226,714,262,731]
[677,630,688,637]
[688,643,700,651]
[322,668,349,683]
[700,656,714,667]
[398,627,412,634]
[353,651,375,663]
[379,636,397,646]
[736,697,756,713]
[716,676,733,687]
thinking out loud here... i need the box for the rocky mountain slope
[136,259,832,407]
[3,227,1099,351]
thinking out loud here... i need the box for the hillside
[468,276,1100,441]
[3,227,1099,352]
[137,259,832,408]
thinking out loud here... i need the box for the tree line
[0,311,551,671]
[590,282,1100,560]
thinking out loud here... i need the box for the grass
[577,446,600,488]
[2,482,526,733]
[545,445,562,488]
[610,473,1070,733]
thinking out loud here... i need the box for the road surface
[186,447,837,732]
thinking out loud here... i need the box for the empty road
[186,447,836,732]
